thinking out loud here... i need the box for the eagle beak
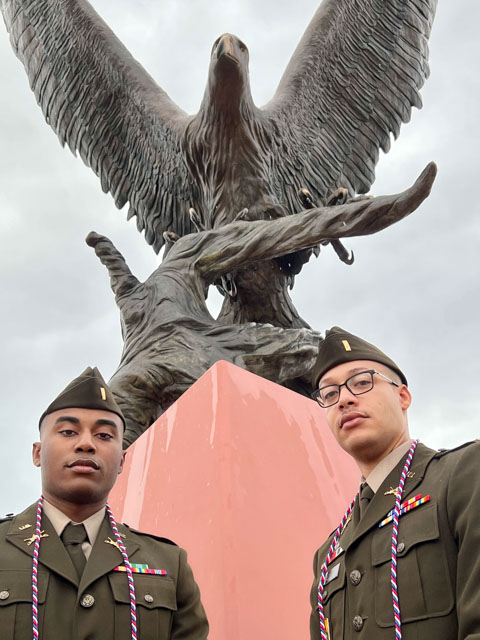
[216,34,238,64]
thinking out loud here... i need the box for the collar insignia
[384,486,399,497]
[24,531,49,545]
[105,536,122,551]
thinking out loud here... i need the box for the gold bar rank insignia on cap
[100,387,107,400]
[342,340,351,351]
[114,563,167,575]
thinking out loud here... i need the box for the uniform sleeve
[448,441,480,639]
[171,548,209,639]
[309,548,321,640]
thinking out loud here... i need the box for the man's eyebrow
[95,419,119,430]
[54,416,80,425]
[320,367,370,386]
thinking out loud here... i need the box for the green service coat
[0,503,209,639]
[310,441,480,640]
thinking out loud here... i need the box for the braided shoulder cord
[32,497,43,640]
[317,495,357,639]
[317,439,419,639]
[31,499,138,640]
[106,504,138,640]
[391,439,418,639]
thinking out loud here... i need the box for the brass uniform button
[0,590,9,600]
[397,542,405,553]
[323,589,328,600]
[80,594,95,608]
[144,594,154,603]
[353,615,364,631]
[350,569,362,586]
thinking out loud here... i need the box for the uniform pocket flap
[109,573,177,610]
[0,570,49,605]
[321,561,345,603]
[372,501,439,566]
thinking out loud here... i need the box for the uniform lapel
[348,443,437,548]
[399,443,437,500]
[79,518,140,592]
[6,503,78,586]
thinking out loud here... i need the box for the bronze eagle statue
[1,0,437,328]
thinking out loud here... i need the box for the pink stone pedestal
[110,361,358,639]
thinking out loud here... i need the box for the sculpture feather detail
[1,0,437,249]
[0,0,437,328]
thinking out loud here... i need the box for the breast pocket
[0,570,49,640]
[109,573,177,640]
[372,501,454,627]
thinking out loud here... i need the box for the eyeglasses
[312,369,399,408]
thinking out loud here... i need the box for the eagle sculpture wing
[262,0,438,211]
[1,0,196,252]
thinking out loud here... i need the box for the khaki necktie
[359,482,374,519]
[61,523,88,578]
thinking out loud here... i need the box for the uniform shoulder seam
[435,440,477,458]
[121,523,178,546]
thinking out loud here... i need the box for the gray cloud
[0,0,478,514]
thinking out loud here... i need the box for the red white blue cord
[106,503,137,640]
[31,497,43,640]
[317,494,357,639]
[390,439,418,639]
[317,440,418,639]
[31,499,137,640]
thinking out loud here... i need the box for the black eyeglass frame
[311,369,399,408]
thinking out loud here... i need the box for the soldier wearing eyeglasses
[309,326,480,640]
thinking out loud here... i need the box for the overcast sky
[0,1,478,515]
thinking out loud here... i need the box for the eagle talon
[299,188,316,210]
[234,207,249,221]
[331,240,354,265]
[189,208,206,232]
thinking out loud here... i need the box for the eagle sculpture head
[205,33,253,115]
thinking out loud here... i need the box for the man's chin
[340,431,378,460]
[53,482,109,506]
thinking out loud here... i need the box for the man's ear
[118,450,127,475]
[398,385,412,411]
[32,442,41,467]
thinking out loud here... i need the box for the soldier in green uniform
[309,327,480,640]
[0,367,209,639]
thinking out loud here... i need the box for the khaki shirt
[42,500,105,560]
[362,439,413,493]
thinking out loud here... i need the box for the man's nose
[75,433,96,453]
[338,384,358,408]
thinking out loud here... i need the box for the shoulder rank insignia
[18,524,32,531]
[378,494,431,528]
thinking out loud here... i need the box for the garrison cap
[312,326,407,387]
[39,367,125,428]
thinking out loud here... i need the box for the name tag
[325,563,340,584]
